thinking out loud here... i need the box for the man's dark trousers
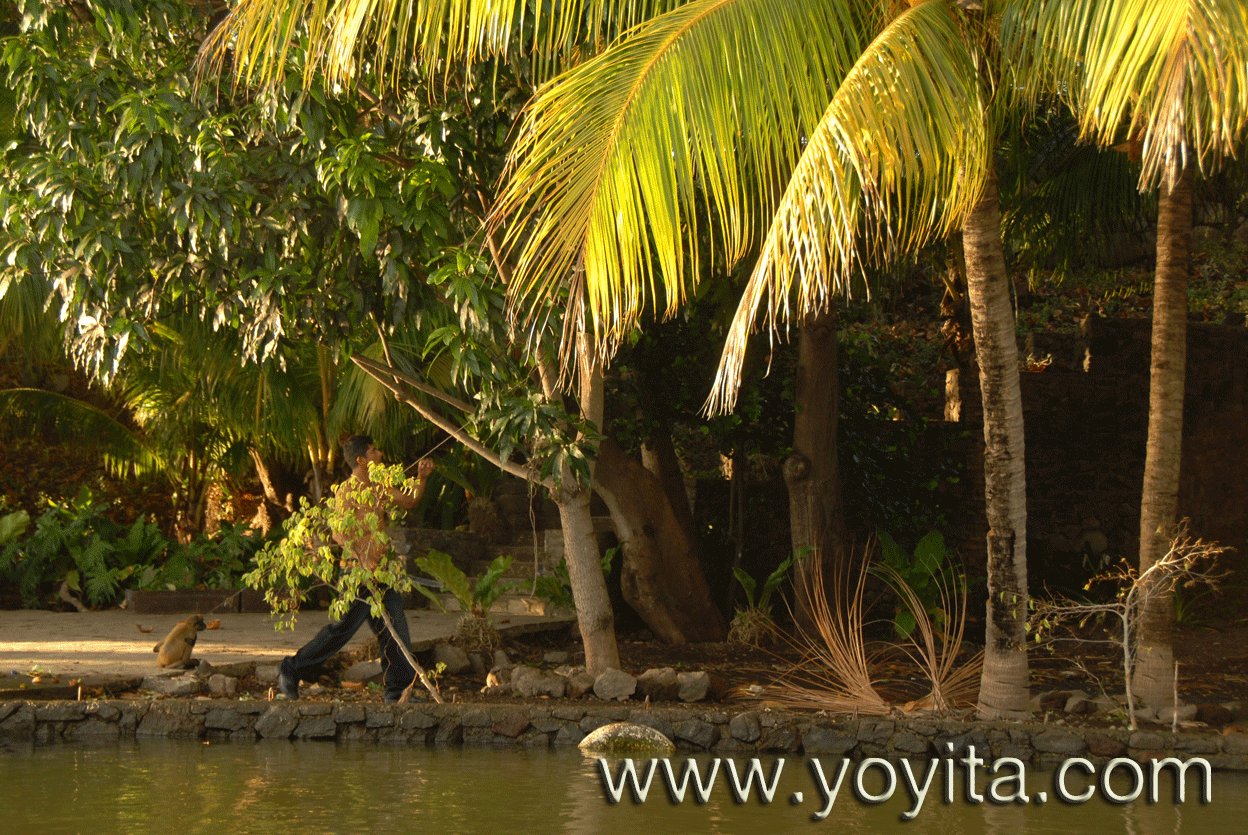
[278,587,415,701]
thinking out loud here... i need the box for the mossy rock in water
[578,722,675,756]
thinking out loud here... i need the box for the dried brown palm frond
[762,552,893,715]
[876,564,981,712]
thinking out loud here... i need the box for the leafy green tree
[0,0,464,531]
[0,0,456,381]
[205,1,745,671]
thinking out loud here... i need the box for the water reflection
[0,740,1244,835]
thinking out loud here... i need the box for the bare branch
[349,355,549,488]
[1029,520,1226,729]
[351,354,475,414]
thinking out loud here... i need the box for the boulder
[512,667,568,698]
[254,664,280,684]
[208,674,238,697]
[345,660,384,683]
[1038,690,1071,712]
[674,719,720,750]
[677,671,710,703]
[141,674,203,697]
[566,671,596,699]
[1064,695,1093,715]
[578,722,675,756]
[254,706,299,739]
[593,668,637,702]
[434,644,472,675]
[636,667,680,702]
[1157,704,1199,725]
[729,711,761,743]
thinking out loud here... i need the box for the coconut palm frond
[0,388,161,478]
[764,552,893,715]
[199,0,689,91]
[707,0,989,413]
[1003,0,1248,191]
[997,113,1156,270]
[495,0,869,363]
[331,341,438,456]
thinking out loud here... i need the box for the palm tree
[204,0,1040,716]
[1003,0,1248,711]
[480,0,1032,718]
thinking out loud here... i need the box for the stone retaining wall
[3,699,1246,770]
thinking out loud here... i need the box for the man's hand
[393,458,434,510]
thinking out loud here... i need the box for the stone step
[432,590,574,618]
[465,557,543,580]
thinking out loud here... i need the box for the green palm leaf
[201,0,687,90]
[709,0,989,411]
[1002,0,1248,190]
[494,0,869,358]
[0,388,160,478]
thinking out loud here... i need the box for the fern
[74,537,118,606]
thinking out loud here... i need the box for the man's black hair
[342,435,374,468]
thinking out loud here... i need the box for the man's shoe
[277,672,299,700]
[384,691,427,704]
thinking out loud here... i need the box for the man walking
[277,435,434,702]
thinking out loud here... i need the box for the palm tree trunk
[1133,161,1193,710]
[786,308,846,629]
[965,166,1030,720]
[554,479,620,676]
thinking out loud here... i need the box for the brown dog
[152,614,206,669]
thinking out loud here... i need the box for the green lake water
[2,739,1246,835]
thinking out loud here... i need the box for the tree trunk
[550,343,620,677]
[640,426,698,541]
[965,166,1031,720]
[786,307,846,628]
[554,481,620,676]
[595,437,727,643]
[1133,161,1193,710]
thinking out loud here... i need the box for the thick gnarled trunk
[595,438,727,644]
[965,168,1030,720]
[787,308,846,627]
[1133,162,1193,710]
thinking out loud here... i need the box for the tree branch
[351,354,475,414]
[349,355,550,488]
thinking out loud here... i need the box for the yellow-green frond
[198,0,689,92]
[708,0,988,413]
[1002,0,1248,192]
[494,0,870,363]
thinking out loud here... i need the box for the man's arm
[390,458,434,510]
